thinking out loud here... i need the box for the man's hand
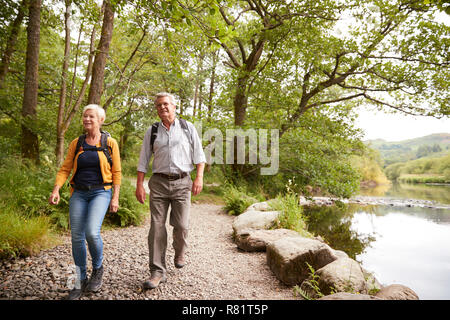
[192,176,203,196]
[135,184,146,204]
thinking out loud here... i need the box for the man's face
[155,96,176,122]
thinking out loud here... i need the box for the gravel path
[0,203,297,300]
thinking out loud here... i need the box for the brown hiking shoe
[142,274,167,290]
[174,255,186,269]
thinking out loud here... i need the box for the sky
[355,107,450,142]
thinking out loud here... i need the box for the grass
[191,184,225,205]
[398,174,449,184]
[222,184,262,216]
[270,192,313,238]
[0,204,60,259]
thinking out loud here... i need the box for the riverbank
[302,195,450,210]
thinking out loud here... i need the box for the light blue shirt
[137,118,206,174]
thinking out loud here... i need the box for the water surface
[303,183,450,300]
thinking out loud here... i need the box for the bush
[104,179,148,227]
[222,184,260,216]
[0,205,59,259]
[0,157,71,230]
[270,192,312,237]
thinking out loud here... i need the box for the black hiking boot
[66,278,88,300]
[87,265,104,292]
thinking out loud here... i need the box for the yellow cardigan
[55,136,122,193]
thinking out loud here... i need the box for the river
[303,183,450,300]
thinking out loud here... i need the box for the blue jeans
[69,188,111,280]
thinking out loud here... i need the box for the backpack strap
[150,122,159,152]
[73,131,112,168]
[73,134,86,163]
[149,118,193,154]
[99,132,113,168]
[179,118,193,150]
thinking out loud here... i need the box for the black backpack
[73,131,113,167]
[150,118,192,152]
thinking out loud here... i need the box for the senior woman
[49,104,121,300]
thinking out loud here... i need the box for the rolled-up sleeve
[189,123,206,165]
[137,127,153,173]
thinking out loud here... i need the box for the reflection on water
[303,204,377,260]
[303,183,450,299]
[360,182,450,205]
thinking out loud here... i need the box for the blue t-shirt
[73,140,103,187]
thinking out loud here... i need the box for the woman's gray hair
[154,92,176,106]
[83,104,106,122]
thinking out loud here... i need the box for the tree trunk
[87,0,115,105]
[233,75,249,126]
[55,0,72,166]
[21,0,40,164]
[0,0,26,89]
[207,50,218,122]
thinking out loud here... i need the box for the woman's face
[82,109,102,132]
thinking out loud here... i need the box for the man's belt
[71,183,112,191]
[154,172,188,181]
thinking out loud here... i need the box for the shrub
[270,192,312,237]
[0,205,59,259]
[222,184,260,216]
[104,179,148,227]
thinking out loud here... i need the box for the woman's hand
[109,197,119,213]
[110,185,120,213]
[49,186,60,205]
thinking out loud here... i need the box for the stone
[313,257,368,296]
[266,236,338,286]
[318,292,383,300]
[232,210,280,235]
[235,228,302,252]
[362,268,383,293]
[375,284,419,300]
[245,201,274,212]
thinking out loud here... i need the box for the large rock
[318,292,383,300]
[235,228,301,252]
[266,236,338,286]
[375,284,419,300]
[232,210,280,235]
[306,257,368,297]
[245,201,274,212]
[362,268,383,293]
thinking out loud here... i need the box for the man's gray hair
[83,104,106,122]
[154,92,176,106]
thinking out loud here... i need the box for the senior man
[136,92,206,289]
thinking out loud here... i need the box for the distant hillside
[365,133,450,166]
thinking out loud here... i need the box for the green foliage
[222,184,261,216]
[385,153,450,183]
[0,156,149,259]
[0,204,59,259]
[104,179,147,227]
[0,157,72,229]
[270,182,312,237]
[350,148,389,186]
[303,204,376,260]
[293,262,329,300]
[367,133,450,167]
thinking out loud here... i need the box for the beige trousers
[148,174,192,276]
